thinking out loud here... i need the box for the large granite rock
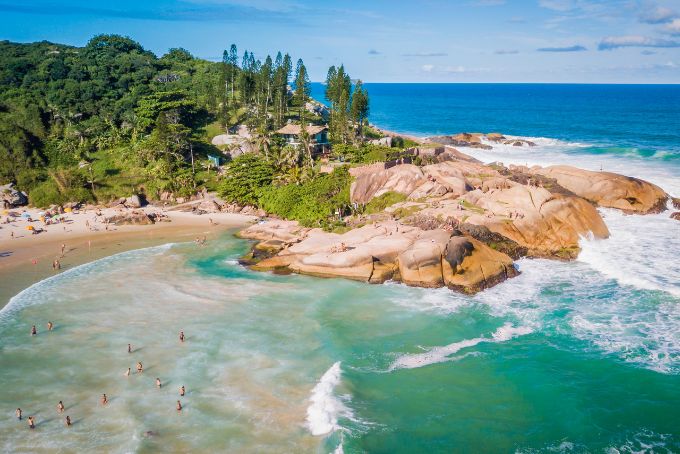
[1,183,28,207]
[532,165,668,214]
[243,220,517,294]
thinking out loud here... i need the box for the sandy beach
[0,205,255,306]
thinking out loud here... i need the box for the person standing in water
[60,243,66,257]
[179,386,185,396]
[16,408,22,420]
[136,362,143,373]
[124,367,131,377]
[156,378,162,388]
[57,401,65,413]
[47,321,53,331]
[179,331,185,342]
[31,325,37,336]
[127,343,132,353]
[65,416,71,427]
[176,401,182,412]
[28,416,35,429]
[101,394,108,406]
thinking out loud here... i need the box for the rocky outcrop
[105,211,154,225]
[1,183,28,207]
[503,139,536,147]
[671,212,680,221]
[532,165,668,214]
[241,220,517,294]
[427,133,493,150]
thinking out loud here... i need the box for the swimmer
[156,378,162,388]
[179,331,185,343]
[101,394,108,406]
[136,362,143,373]
[28,416,35,429]
[16,408,22,420]
[47,321,53,331]
[176,401,182,412]
[57,401,65,413]
[124,367,131,377]
[179,385,185,396]
[65,416,71,427]
[31,325,37,336]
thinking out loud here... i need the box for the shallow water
[1,224,678,453]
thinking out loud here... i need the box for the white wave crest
[306,362,352,436]
[389,323,532,371]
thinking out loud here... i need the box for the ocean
[1,84,679,453]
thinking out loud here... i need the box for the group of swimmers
[19,323,189,430]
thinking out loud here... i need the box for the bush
[258,166,351,227]
[218,153,273,206]
[364,191,407,214]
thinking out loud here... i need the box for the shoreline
[0,208,255,307]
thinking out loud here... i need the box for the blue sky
[1,0,680,83]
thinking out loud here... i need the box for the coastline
[0,208,255,307]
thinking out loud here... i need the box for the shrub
[364,191,407,214]
[218,153,274,206]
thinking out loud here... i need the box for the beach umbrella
[26,225,34,231]
[21,212,31,218]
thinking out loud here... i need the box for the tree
[217,153,273,206]
[350,80,370,141]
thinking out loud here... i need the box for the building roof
[276,124,327,135]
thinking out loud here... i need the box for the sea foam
[389,323,532,371]
[306,361,351,436]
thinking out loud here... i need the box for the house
[275,124,330,155]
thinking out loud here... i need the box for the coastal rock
[105,212,154,226]
[240,220,517,294]
[237,219,308,243]
[427,133,493,150]
[486,133,506,142]
[672,198,680,210]
[671,212,680,221]
[502,139,536,147]
[532,165,668,214]
[1,183,28,207]
[125,194,144,208]
[350,165,427,204]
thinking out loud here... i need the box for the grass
[365,191,408,214]
[460,200,485,214]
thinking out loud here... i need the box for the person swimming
[57,401,64,413]
[47,321,53,331]
[156,378,162,388]
[101,394,108,406]
[124,367,131,377]
[28,416,35,429]
[65,416,71,427]
[179,331,185,342]
[176,401,182,412]
[31,325,37,336]
[136,362,143,373]
[179,385,185,396]
[16,408,22,420]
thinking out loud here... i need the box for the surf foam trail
[306,361,350,436]
[389,323,532,371]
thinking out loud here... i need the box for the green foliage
[218,154,274,206]
[332,143,399,164]
[364,191,407,214]
[258,167,351,227]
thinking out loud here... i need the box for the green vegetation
[365,191,407,214]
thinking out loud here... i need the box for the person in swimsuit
[179,386,185,396]
[125,367,131,377]
[47,321,53,331]
[65,416,71,427]
[179,331,185,342]
[101,394,108,406]
[16,408,22,420]
[128,343,132,353]
[136,362,143,373]
[28,416,35,429]
[176,401,182,412]
[31,325,37,336]
[156,378,162,388]
[57,401,64,413]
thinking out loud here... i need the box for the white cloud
[663,18,680,35]
[421,64,434,72]
[538,0,575,12]
[638,5,678,24]
[598,35,680,50]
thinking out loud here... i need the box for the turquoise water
[1,219,679,452]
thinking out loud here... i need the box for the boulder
[486,133,506,142]
[1,183,28,207]
[671,212,680,221]
[369,137,393,147]
[672,198,680,210]
[442,237,518,293]
[532,165,668,214]
[350,164,427,204]
[125,194,144,208]
[105,212,154,226]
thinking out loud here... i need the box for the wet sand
[0,209,255,307]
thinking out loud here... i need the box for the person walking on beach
[136,362,143,373]
[179,331,185,343]
[101,394,108,406]
[60,243,66,257]
[16,408,22,420]
[176,401,182,412]
[65,416,71,427]
[31,325,37,336]
[27,416,35,429]
[57,401,65,413]
[179,386,185,397]
[47,321,53,331]
[156,378,162,388]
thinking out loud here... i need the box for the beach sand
[0,205,255,306]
